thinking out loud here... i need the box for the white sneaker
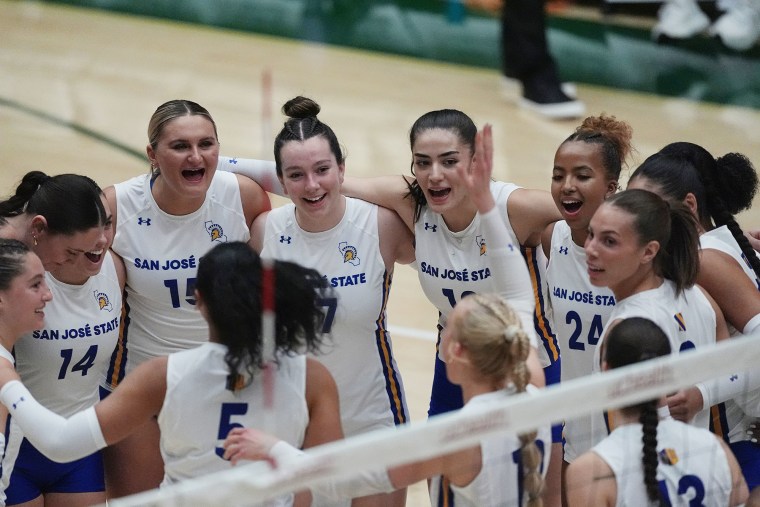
[653,0,711,39]
[710,0,760,51]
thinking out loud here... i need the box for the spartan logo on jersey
[94,291,113,312]
[673,312,686,332]
[475,235,487,256]
[658,448,679,466]
[205,221,227,243]
[339,242,360,266]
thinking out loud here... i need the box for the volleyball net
[109,333,760,507]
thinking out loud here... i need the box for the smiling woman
[99,99,271,499]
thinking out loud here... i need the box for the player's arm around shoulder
[507,188,561,248]
[342,175,416,231]
[302,357,343,449]
[236,174,272,229]
[377,205,415,270]
[95,356,167,445]
[248,210,271,253]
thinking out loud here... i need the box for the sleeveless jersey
[700,227,760,472]
[547,221,616,462]
[107,171,250,385]
[0,346,14,505]
[595,281,717,431]
[432,388,551,507]
[158,343,308,489]
[414,181,537,349]
[593,418,733,507]
[261,198,408,436]
[15,253,121,415]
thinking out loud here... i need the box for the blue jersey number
[215,402,249,458]
[441,288,476,309]
[511,439,546,505]
[58,345,98,379]
[566,311,603,351]
[164,277,197,308]
[319,297,338,333]
[659,474,706,506]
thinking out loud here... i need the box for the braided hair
[604,317,671,505]
[452,293,544,506]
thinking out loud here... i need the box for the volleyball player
[0,242,343,507]
[0,172,118,506]
[628,142,760,490]
[101,99,271,496]
[567,317,747,507]
[251,96,414,507]
[224,293,551,507]
[585,189,729,432]
[542,115,632,464]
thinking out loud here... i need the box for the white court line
[388,325,437,342]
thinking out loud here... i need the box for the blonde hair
[451,294,544,506]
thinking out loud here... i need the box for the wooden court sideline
[2,1,760,504]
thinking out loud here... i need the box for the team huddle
[0,96,756,507]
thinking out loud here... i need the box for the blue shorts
[4,438,105,504]
[543,360,564,444]
[730,440,760,490]
[428,330,463,417]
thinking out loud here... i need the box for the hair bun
[282,96,320,120]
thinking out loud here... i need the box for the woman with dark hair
[0,171,109,272]
[252,96,414,507]
[627,142,760,491]
[0,241,341,506]
[0,172,121,506]
[585,189,729,429]
[541,115,633,472]
[567,317,747,507]
[101,99,271,496]
[224,293,551,507]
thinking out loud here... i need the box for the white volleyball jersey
[414,181,536,348]
[14,253,121,416]
[700,226,760,445]
[595,281,717,431]
[522,245,559,369]
[547,221,616,462]
[158,343,308,491]
[107,171,250,385]
[593,418,733,507]
[431,388,551,507]
[261,198,408,436]
[0,345,13,505]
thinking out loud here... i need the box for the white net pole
[108,332,760,507]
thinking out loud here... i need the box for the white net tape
[109,332,760,507]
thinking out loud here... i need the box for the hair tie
[503,324,521,342]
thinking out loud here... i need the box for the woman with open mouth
[250,96,415,507]
[0,172,118,507]
[540,114,633,493]
[100,99,271,498]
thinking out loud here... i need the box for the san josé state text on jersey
[551,285,616,307]
[32,316,120,340]
[133,255,197,271]
[419,262,493,282]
